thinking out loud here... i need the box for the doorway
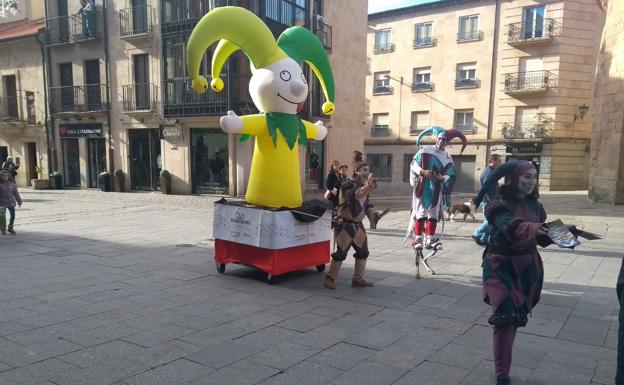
[0,146,7,164]
[59,63,74,111]
[62,138,80,186]
[452,155,476,193]
[57,0,69,43]
[3,75,18,118]
[191,128,228,194]
[84,59,101,109]
[133,54,150,110]
[132,0,148,34]
[26,142,38,185]
[87,138,106,188]
[129,129,160,190]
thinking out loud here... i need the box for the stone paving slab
[0,189,620,384]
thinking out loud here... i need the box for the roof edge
[368,0,494,21]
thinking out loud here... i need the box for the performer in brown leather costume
[324,154,376,289]
[352,151,389,230]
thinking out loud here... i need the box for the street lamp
[384,74,405,139]
[574,104,589,122]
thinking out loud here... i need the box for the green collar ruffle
[239,112,307,150]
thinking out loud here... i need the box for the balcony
[313,16,332,51]
[122,84,157,113]
[457,30,484,42]
[454,123,475,133]
[46,11,99,46]
[120,4,155,39]
[0,91,36,124]
[372,85,393,95]
[373,43,395,54]
[501,122,548,139]
[163,78,227,118]
[49,84,109,114]
[504,71,558,95]
[412,82,434,92]
[371,125,391,136]
[413,37,437,48]
[455,78,480,89]
[410,125,429,135]
[508,18,562,46]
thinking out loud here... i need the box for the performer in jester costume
[186,6,335,208]
[409,126,467,250]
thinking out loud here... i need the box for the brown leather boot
[324,260,342,289]
[352,259,374,287]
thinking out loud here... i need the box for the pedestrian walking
[472,154,502,245]
[475,160,552,385]
[324,160,343,208]
[1,156,20,182]
[0,170,23,235]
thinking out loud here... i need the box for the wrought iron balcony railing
[454,123,475,133]
[372,85,393,95]
[413,37,437,48]
[410,125,430,135]
[371,125,391,136]
[508,18,562,45]
[46,11,99,45]
[373,43,395,54]
[504,71,558,94]
[501,122,549,139]
[0,91,36,123]
[49,84,108,114]
[122,83,157,113]
[412,82,433,92]
[120,4,155,38]
[163,78,227,118]
[455,78,481,89]
[457,30,484,42]
[313,16,332,51]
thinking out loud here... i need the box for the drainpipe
[36,30,52,176]
[42,0,58,172]
[102,0,115,175]
[486,0,501,160]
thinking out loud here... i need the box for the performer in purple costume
[475,160,552,385]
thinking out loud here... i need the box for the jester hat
[416,126,468,154]
[186,6,335,116]
[474,160,536,207]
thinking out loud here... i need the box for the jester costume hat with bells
[186,6,335,208]
[408,126,467,246]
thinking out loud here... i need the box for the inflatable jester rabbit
[186,7,335,208]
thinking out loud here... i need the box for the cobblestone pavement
[0,188,621,385]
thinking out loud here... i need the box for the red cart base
[215,239,330,281]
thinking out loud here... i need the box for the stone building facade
[366,0,604,196]
[589,0,624,204]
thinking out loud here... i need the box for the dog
[446,199,476,221]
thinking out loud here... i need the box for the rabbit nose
[290,81,306,97]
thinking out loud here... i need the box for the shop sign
[160,123,183,140]
[59,124,103,137]
[506,143,542,154]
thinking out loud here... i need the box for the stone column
[589,0,624,204]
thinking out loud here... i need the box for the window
[372,113,390,135]
[2,75,18,118]
[458,15,481,41]
[410,111,429,134]
[374,29,393,53]
[455,109,474,132]
[367,154,392,180]
[456,62,478,88]
[266,0,307,27]
[403,154,414,182]
[412,67,432,91]
[373,71,392,94]
[524,6,545,39]
[414,22,433,47]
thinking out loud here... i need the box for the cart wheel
[316,264,326,272]
[266,274,274,284]
[216,263,226,274]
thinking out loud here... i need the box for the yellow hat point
[192,76,209,94]
[211,77,224,92]
[322,101,335,116]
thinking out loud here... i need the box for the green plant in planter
[159,169,172,194]
[31,165,48,189]
[113,169,125,192]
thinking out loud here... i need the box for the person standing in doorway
[473,154,502,245]
[0,170,22,235]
